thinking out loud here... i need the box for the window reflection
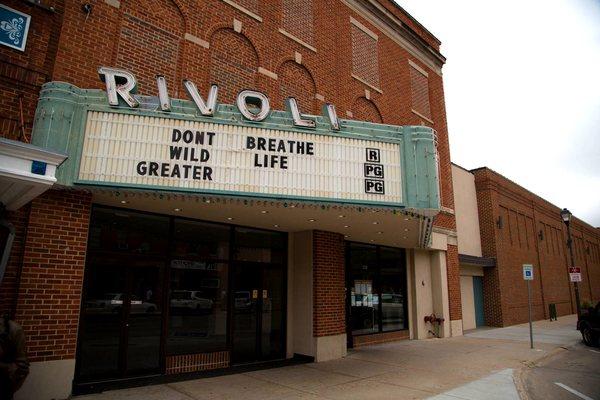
[173,219,229,260]
[88,209,169,255]
[380,247,406,331]
[167,261,228,355]
[348,243,407,335]
[349,244,378,335]
[234,228,285,263]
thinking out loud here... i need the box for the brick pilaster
[14,189,92,362]
[313,230,346,337]
[445,244,461,321]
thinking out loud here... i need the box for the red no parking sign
[569,267,582,282]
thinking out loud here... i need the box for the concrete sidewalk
[464,314,580,346]
[78,315,581,400]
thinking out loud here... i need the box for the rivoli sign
[98,67,341,130]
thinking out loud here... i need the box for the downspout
[531,203,546,318]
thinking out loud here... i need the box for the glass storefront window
[167,261,229,355]
[349,244,379,335]
[78,206,288,383]
[173,219,230,260]
[169,218,231,355]
[380,247,407,332]
[347,243,407,336]
[234,228,285,264]
[88,208,169,255]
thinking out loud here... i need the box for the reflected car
[170,290,213,311]
[85,293,157,314]
[234,291,252,311]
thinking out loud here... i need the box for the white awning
[0,137,67,210]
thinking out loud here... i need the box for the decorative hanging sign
[0,4,31,52]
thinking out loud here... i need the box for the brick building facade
[453,163,599,333]
[0,1,460,398]
[472,167,600,327]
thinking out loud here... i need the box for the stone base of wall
[314,334,347,362]
[352,330,409,348]
[450,319,463,337]
[15,358,75,400]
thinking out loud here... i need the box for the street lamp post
[561,208,581,317]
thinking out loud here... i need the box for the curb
[513,344,576,400]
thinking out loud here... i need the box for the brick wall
[472,169,504,326]
[351,22,380,88]
[446,244,461,321]
[351,96,383,123]
[313,230,346,337]
[409,65,431,119]
[281,0,314,46]
[278,60,317,114]
[14,189,92,362]
[473,167,600,326]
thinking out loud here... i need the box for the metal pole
[527,279,533,349]
[566,222,581,317]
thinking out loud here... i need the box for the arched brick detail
[209,29,259,104]
[116,0,184,95]
[278,60,317,114]
[121,0,186,34]
[351,97,383,123]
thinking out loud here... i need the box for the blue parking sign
[523,264,534,280]
[0,4,31,52]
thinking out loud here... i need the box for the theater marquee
[30,72,440,211]
[80,111,402,203]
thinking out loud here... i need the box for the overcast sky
[396,0,600,227]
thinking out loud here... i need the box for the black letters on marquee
[136,128,215,181]
[133,127,386,196]
[246,135,315,169]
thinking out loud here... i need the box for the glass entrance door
[77,207,169,383]
[125,263,163,374]
[231,262,285,364]
[231,228,286,364]
[78,257,164,381]
[232,262,261,363]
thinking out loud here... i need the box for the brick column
[473,169,504,326]
[15,189,92,362]
[312,230,346,361]
[445,244,462,321]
